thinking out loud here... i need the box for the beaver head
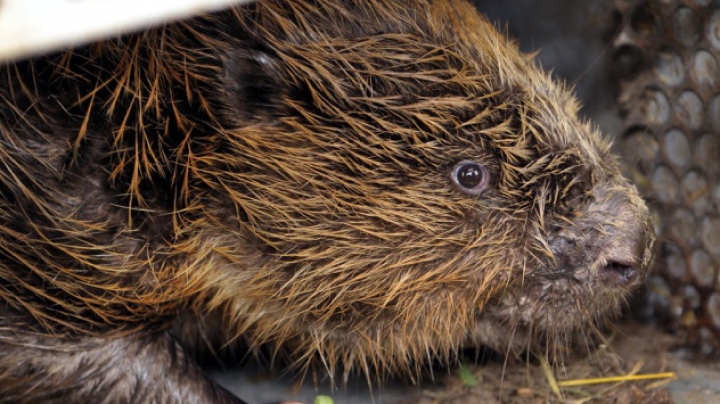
[159,0,654,376]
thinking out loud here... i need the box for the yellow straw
[557,372,676,387]
[539,356,561,398]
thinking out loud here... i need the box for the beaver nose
[599,217,654,286]
[601,261,638,285]
[548,184,654,287]
[548,233,645,285]
[548,182,655,287]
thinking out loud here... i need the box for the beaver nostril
[602,262,638,285]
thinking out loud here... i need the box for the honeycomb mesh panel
[612,0,720,355]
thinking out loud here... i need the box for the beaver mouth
[540,260,640,287]
[495,257,647,331]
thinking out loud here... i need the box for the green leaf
[314,395,334,404]
[458,363,478,387]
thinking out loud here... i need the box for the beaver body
[0,0,653,402]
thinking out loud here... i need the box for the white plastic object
[0,0,253,62]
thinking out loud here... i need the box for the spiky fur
[0,0,653,402]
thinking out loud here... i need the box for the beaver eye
[451,160,489,195]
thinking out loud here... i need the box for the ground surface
[213,321,720,404]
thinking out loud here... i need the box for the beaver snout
[547,234,641,285]
[548,183,655,289]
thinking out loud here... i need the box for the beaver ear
[220,47,288,123]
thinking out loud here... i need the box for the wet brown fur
[0,0,654,402]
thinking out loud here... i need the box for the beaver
[0,0,654,402]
